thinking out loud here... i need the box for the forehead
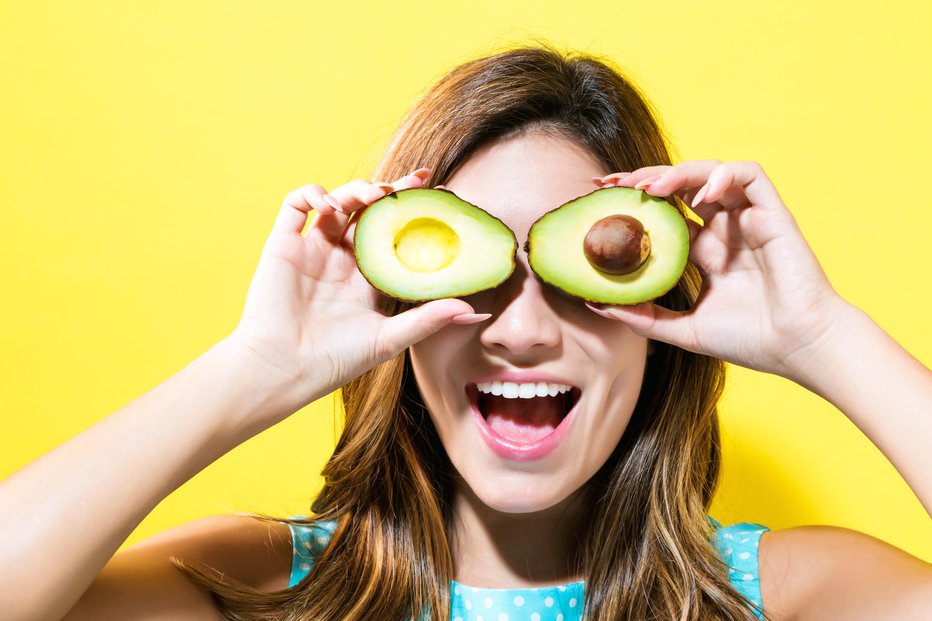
[441,132,610,244]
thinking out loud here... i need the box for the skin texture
[409,131,647,587]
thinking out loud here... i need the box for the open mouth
[465,383,582,444]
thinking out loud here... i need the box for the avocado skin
[352,187,517,303]
[525,186,690,306]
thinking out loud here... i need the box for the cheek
[409,327,468,385]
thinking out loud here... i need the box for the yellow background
[2,0,929,561]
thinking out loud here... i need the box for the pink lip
[465,385,580,461]
[468,369,579,387]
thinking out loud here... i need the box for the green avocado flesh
[353,188,517,302]
[526,186,690,305]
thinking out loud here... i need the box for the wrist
[778,296,867,393]
[207,337,321,438]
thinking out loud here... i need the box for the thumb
[377,298,490,359]
[585,301,698,351]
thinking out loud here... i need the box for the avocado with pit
[353,188,517,302]
[525,186,690,305]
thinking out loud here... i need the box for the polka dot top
[287,515,769,620]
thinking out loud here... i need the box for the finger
[601,166,671,187]
[584,301,698,352]
[272,184,338,237]
[624,160,723,201]
[375,298,489,360]
[317,168,432,241]
[700,161,785,211]
[328,169,431,214]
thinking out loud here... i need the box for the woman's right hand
[229,167,489,413]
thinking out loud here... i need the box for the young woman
[1,44,929,621]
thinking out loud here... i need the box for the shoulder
[125,513,295,591]
[65,514,294,620]
[757,524,932,621]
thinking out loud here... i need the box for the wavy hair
[179,39,769,621]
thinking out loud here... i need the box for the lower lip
[467,387,580,462]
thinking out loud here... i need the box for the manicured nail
[322,193,344,213]
[451,313,491,324]
[634,174,662,189]
[584,303,616,319]
[376,182,395,193]
[691,185,709,208]
[411,167,431,180]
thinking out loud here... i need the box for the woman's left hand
[585,159,849,380]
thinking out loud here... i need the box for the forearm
[787,301,932,516]
[0,337,306,621]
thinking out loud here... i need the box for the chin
[459,467,581,514]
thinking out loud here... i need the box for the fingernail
[322,193,344,213]
[411,167,431,180]
[591,176,605,185]
[691,185,708,208]
[376,182,395,193]
[585,303,616,319]
[634,174,662,189]
[451,313,491,324]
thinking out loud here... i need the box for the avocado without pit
[353,188,517,302]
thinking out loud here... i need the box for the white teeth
[474,381,574,399]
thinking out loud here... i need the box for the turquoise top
[287,515,769,620]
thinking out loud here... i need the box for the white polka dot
[299,563,310,571]
[725,547,732,556]
[484,596,493,608]
[558,585,567,591]
[740,538,749,543]
[723,533,733,539]
[531,614,541,621]
[569,597,577,607]
[545,596,554,607]
[742,573,754,581]
[754,541,760,547]
[302,541,312,549]
[476,616,484,621]
[498,614,508,621]
[557,615,564,621]
[513,595,524,606]
[316,536,328,544]
[465,599,472,610]
[739,552,751,560]
[454,585,461,595]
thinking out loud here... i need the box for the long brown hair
[179,39,769,621]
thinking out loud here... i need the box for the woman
[1,44,929,621]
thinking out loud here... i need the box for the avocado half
[526,186,690,305]
[353,187,517,302]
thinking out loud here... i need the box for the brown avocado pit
[582,214,651,275]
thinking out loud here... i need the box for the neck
[449,478,589,588]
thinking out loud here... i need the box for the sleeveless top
[287,515,769,620]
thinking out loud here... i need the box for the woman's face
[409,131,649,514]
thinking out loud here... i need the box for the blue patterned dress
[288,515,769,620]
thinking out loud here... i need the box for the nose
[477,262,562,359]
